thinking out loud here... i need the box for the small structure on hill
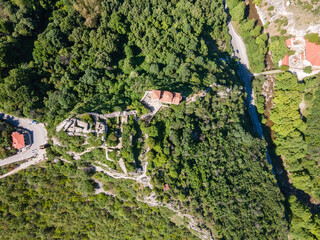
[11,132,25,150]
[280,37,320,78]
[151,90,182,105]
[163,183,170,192]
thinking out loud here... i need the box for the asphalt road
[227,21,272,165]
[0,113,48,167]
[228,22,250,68]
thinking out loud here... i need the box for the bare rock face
[256,0,320,37]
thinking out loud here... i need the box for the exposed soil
[248,0,263,26]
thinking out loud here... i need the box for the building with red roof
[11,132,25,150]
[305,40,320,67]
[163,183,170,192]
[282,54,289,66]
[151,90,182,105]
[286,38,292,47]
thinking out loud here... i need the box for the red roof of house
[163,183,169,191]
[151,90,182,105]
[151,90,161,100]
[11,132,25,150]
[286,39,292,47]
[305,40,320,66]
[282,54,289,66]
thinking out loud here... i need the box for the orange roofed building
[151,90,182,105]
[305,40,320,67]
[11,132,25,150]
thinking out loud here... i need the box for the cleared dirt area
[257,0,320,36]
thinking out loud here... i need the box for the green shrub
[280,65,289,71]
[267,6,274,11]
[304,92,313,102]
[304,66,312,74]
[305,33,320,44]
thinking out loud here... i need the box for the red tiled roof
[161,91,174,102]
[11,132,25,150]
[286,39,292,47]
[172,93,182,104]
[305,40,320,66]
[163,183,169,191]
[151,90,182,105]
[282,54,289,66]
[151,90,161,100]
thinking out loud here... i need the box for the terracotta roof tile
[282,54,289,66]
[151,90,161,100]
[151,90,182,104]
[11,132,25,150]
[286,39,292,47]
[305,40,320,66]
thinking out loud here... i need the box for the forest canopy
[0,0,298,239]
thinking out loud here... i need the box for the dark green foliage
[121,116,142,172]
[0,0,299,239]
[145,93,288,238]
[1,0,234,122]
[0,120,15,159]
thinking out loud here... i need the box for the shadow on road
[23,129,34,146]
[0,113,20,126]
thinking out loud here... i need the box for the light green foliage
[305,33,320,44]
[269,36,288,66]
[250,26,262,37]
[253,0,262,6]
[0,165,196,239]
[239,19,267,72]
[230,2,245,23]
[227,0,267,72]
[305,75,320,164]
[289,196,320,240]
[304,66,312,74]
[270,73,320,201]
[274,72,299,91]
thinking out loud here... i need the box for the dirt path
[299,97,306,116]
[118,158,128,175]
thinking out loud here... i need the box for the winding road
[227,21,272,164]
[0,113,48,167]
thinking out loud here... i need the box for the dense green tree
[269,36,288,66]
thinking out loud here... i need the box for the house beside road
[11,132,25,150]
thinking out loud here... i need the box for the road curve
[0,113,48,167]
[227,21,272,165]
